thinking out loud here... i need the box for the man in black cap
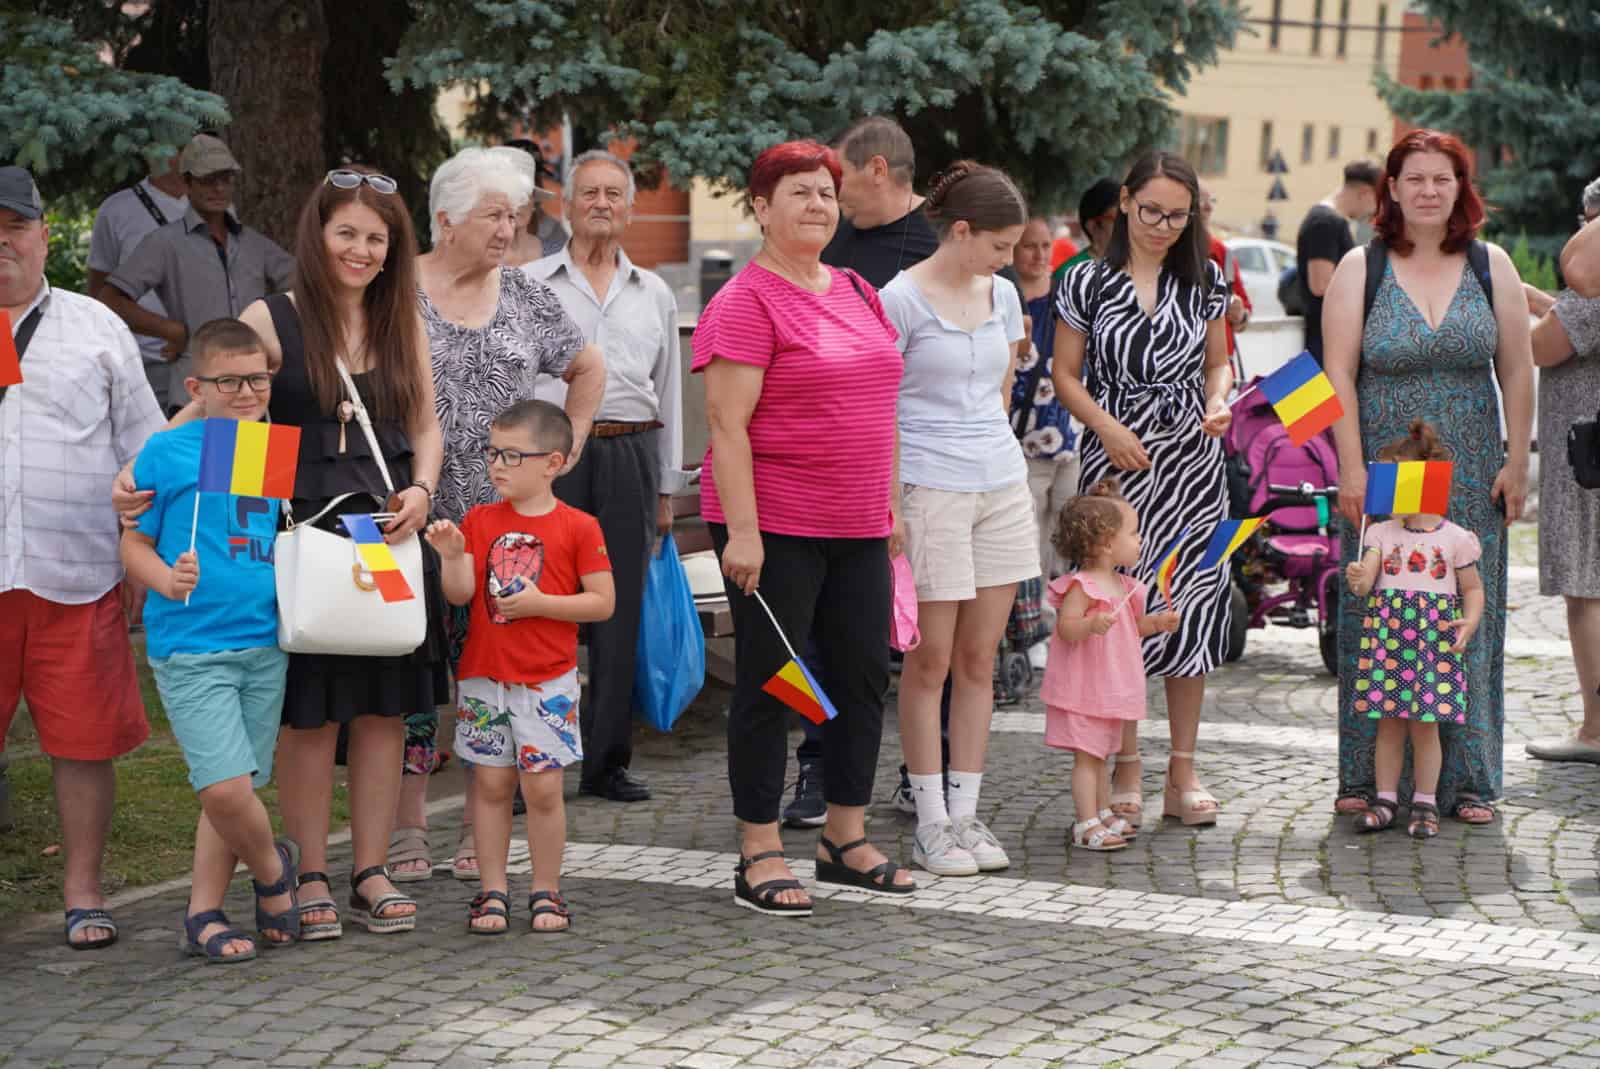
[1053,178,1121,283]
[0,167,164,950]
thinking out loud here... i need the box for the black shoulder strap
[1362,238,1387,322]
[1467,239,1493,309]
[130,182,169,227]
[842,269,870,308]
[0,304,46,406]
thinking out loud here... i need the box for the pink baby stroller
[1223,380,1344,674]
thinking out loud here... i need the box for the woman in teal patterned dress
[1322,130,1533,824]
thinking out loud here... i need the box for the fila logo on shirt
[226,496,275,563]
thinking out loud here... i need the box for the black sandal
[527,890,571,933]
[1408,802,1440,839]
[253,838,301,947]
[815,836,915,896]
[733,851,812,917]
[467,890,510,935]
[349,865,417,934]
[1354,797,1398,833]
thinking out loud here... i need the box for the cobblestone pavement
[4,525,1598,1068]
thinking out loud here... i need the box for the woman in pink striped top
[693,140,916,916]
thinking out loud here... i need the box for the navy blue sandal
[64,908,118,951]
[180,909,256,964]
[254,837,301,947]
[528,890,571,932]
[467,890,511,935]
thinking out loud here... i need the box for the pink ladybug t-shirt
[690,263,902,539]
[1362,519,1481,596]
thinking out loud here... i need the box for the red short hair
[747,140,842,205]
[1374,129,1486,255]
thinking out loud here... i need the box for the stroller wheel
[1224,585,1249,663]
[1318,571,1341,676]
[994,650,1032,707]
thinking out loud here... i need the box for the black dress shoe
[580,767,651,802]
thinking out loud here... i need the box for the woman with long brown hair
[118,168,447,934]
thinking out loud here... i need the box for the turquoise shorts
[149,646,288,791]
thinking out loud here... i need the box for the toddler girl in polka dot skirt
[1344,420,1484,840]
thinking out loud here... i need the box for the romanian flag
[761,657,839,726]
[198,419,300,498]
[1153,526,1189,607]
[1259,351,1343,447]
[339,513,415,603]
[1364,461,1452,517]
[0,310,22,387]
[1197,517,1266,571]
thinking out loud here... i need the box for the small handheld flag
[1153,526,1189,609]
[340,513,416,603]
[198,419,301,499]
[1363,461,1452,517]
[0,310,22,387]
[1197,517,1266,571]
[751,590,839,725]
[1257,352,1343,447]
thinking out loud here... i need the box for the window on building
[1376,5,1388,61]
[1178,115,1230,176]
[1367,128,1379,153]
[1269,0,1283,49]
[1311,0,1324,54]
[1442,75,1457,90]
[1260,120,1275,172]
[1329,126,1342,160]
[1337,0,1351,57]
[1301,123,1315,165]
[1420,74,1435,90]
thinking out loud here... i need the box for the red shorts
[0,587,149,761]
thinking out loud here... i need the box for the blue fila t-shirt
[133,420,280,658]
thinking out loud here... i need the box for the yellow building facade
[1176,0,1402,239]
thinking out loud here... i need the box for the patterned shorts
[453,668,584,772]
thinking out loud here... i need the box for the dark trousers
[554,432,658,784]
[710,525,890,824]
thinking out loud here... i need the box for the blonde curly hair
[1053,478,1128,565]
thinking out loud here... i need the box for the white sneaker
[912,820,980,876]
[951,816,1010,871]
[1027,640,1049,672]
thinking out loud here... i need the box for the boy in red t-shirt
[426,400,615,933]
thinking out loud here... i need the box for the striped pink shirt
[691,263,902,539]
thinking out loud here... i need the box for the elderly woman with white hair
[387,146,605,883]
[1525,176,1600,766]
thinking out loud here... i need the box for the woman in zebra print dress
[1051,152,1234,828]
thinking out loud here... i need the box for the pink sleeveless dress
[1042,572,1149,758]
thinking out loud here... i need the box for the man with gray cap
[100,135,293,413]
[0,167,165,949]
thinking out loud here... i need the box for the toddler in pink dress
[1043,479,1179,851]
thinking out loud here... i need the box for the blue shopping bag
[632,532,705,732]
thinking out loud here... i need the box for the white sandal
[1109,753,1144,830]
[1071,816,1127,852]
[1099,807,1137,841]
[1163,751,1219,827]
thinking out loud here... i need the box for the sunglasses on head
[324,170,397,195]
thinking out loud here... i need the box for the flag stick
[1229,381,1260,406]
[1357,514,1368,552]
[751,590,802,664]
[184,492,201,606]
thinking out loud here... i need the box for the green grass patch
[1,642,349,931]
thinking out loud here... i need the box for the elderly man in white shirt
[0,167,165,949]
[527,149,686,803]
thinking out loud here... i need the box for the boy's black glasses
[197,373,274,394]
[325,170,398,195]
[483,445,554,468]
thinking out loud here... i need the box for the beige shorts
[901,480,1041,602]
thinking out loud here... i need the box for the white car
[1227,237,1297,318]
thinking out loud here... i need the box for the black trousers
[554,432,658,783]
[710,525,891,823]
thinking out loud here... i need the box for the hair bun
[924,159,979,217]
[1087,477,1122,499]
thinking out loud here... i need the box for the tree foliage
[1378,0,1600,260]
[0,9,228,203]
[391,0,1243,210]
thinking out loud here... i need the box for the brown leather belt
[590,420,663,438]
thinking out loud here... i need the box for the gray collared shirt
[524,246,687,494]
[106,205,295,386]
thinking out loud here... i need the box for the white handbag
[275,359,428,656]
